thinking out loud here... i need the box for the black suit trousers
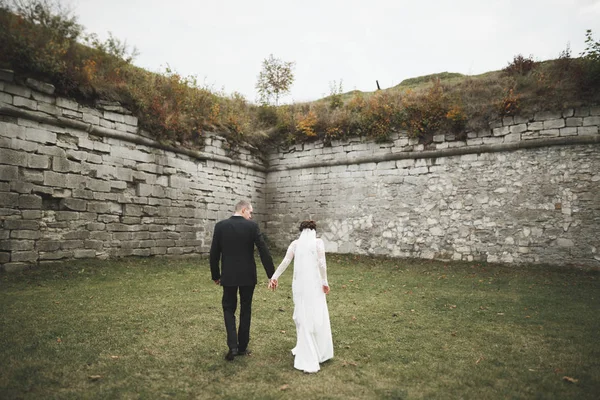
[222,285,255,351]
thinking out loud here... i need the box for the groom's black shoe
[237,348,251,356]
[225,348,238,361]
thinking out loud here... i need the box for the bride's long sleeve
[271,240,296,281]
[316,239,328,287]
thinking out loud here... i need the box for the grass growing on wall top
[1,254,599,399]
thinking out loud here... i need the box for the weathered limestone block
[527,121,544,131]
[19,194,42,209]
[8,138,36,153]
[63,230,90,240]
[114,122,129,132]
[583,116,600,126]
[137,183,153,197]
[36,144,65,157]
[99,118,115,129]
[9,181,32,194]
[61,240,84,249]
[82,113,100,125]
[110,181,127,190]
[67,150,90,163]
[77,138,94,150]
[137,163,162,174]
[87,201,122,214]
[26,78,55,95]
[31,90,55,104]
[27,154,50,169]
[124,204,142,216]
[85,240,104,251]
[4,83,30,98]
[87,154,103,164]
[115,167,133,182]
[13,96,37,110]
[559,127,578,136]
[60,198,87,211]
[52,157,82,173]
[25,127,56,144]
[11,251,38,262]
[0,148,27,167]
[65,174,86,189]
[510,124,527,134]
[110,146,155,163]
[55,211,79,221]
[39,251,73,260]
[169,175,189,188]
[21,210,42,219]
[90,231,111,241]
[3,219,39,230]
[539,129,559,137]
[11,230,41,239]
[132,248,151,256]
[578,126,599,135]
[0,239,34,251]
[36,241,61,251]
[0,92,12,104]
[92,164,117,180]
[0,165,19,181]
[132,171,156,184]
[504,133,521,142]
[56,97,79,111]
[106,223,134,232]
[103,111,126,123]
[86,178,111,192]
[544,119,565,129]
[74,249,96,258]
[483,137,503,145]
[38,103,60,115]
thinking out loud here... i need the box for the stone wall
[0,72,267,271]
[2,71,600,270]
[265,109,600,267]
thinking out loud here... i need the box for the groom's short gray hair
[234,200,251,212]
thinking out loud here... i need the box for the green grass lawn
[1,254,598,399]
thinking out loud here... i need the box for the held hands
[268,279,278,291]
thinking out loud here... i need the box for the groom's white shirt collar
[233,212,243,217]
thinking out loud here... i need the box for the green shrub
[504,54,536,76]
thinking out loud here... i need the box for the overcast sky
[72,0,600,103]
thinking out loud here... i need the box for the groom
[210,200,275,361]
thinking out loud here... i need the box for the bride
[268,220,334,373]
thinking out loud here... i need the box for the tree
[256,54,295,105]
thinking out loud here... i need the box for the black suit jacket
[210,216,275,286]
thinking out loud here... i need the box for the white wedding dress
[272,229,334,373]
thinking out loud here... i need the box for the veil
[292,228,324,332]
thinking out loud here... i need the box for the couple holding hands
[210,200,333,373]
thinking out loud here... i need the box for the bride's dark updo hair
[299,220,317,232]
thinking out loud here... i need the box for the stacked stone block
[266,110,600,268]
[0,73,266,271]
[1,71,600,270]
